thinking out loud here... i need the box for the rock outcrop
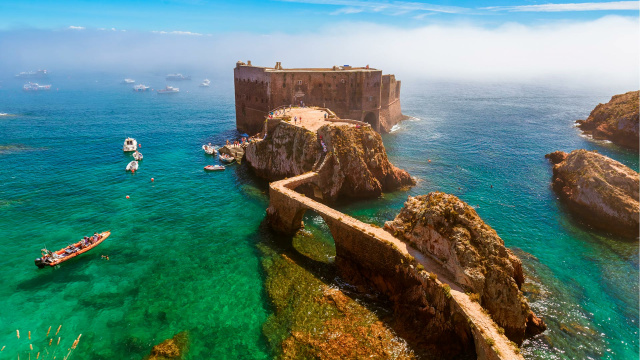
[545,149,639,238]
[144,331,189,360]
[246,122,414,201]
[384,192,546,344]
[576,91,639,150]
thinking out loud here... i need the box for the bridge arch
[363,112,378,130]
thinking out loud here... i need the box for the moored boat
[219,153,235,163]
[133,150,143,161]
[35,231,110,268]
[133,84,150,92]
[126,160,139,172]
[123,137,137,152]
[202,144,217,155]
[204,165,225,171]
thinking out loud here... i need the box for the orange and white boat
[35,231,110,268]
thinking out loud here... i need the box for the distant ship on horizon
[16,70,48,78]
[166,73,191,81]
[23,82,51,91]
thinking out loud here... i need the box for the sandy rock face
[384,192,546,344]
[246,123,414,201]
[546,149,639,238]
[576,91,639,150]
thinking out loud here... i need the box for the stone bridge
[267,171,524,360]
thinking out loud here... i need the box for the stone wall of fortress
[234,61,404,134]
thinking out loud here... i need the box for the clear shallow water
[0,75,637,359]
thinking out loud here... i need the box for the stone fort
[234,61,403,134]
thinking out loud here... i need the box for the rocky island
[245,108,414,202]
[385,193,547,343]
[576,90,639,150]
[546,149,639,238]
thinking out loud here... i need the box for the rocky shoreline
[384,192,547,344]
[575,90,639,150]
[546,149,639,238]
[246,122,415,202]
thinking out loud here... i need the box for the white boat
[204,165,225,171]
[122,78,135,84]
[157,86,179,94]
[166,73,191,81]
[126,161,139,172]
[133,84,150,92]
[199,79,211,87]
[16,70,48,78]
[219,154,235,163]
[123,138,137,152]
[23,82,51,91]
[132,150,143,161]
[202,144,217,155]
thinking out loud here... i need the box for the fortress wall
[234,65,272,134]
[234,63,402,134]
[379,75,404,132]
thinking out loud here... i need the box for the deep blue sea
[0,73,637,359]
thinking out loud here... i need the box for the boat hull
[35,231,111,268]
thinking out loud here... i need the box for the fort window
[368,96,373,102]
[341,79,345,84]
[297,80,302,85]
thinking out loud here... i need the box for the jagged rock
[576,91,639,150]
[545,150,568,165]
[384,192,546,344]
[546,149,639,238]
[246,123,414,201]
[144,331,189,360]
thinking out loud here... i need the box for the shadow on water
[16,257,94,291]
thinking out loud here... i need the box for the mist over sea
[0,73,637,359]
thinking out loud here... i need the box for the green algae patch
[259,228,416,360]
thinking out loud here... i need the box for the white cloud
[484,1,639,12]
[67,26,85,30]
[151,30,203,36]
[330,7,364,15]
[2,16,637,90]
[280,0,466,14]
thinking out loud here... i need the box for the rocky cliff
[384,192,546,344]
[576,91,639,150]
[246,122,414,201]
[545,149,639,238]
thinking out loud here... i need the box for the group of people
[225,138,248,147]
[79,233,101,249]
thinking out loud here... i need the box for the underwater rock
[576,90,639,150]
[144,331,189,360]
[384,192,547,344]
[546,149,639,238]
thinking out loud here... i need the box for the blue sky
[0,0,638,33]
[0,1,637,89]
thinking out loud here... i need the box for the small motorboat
[126,160,139,172]
[122,78,135,84]
[133,84,150,92]
[132,150,143,161]
[204,165,225,171]
[157,86,179,94]
[35,231,111,268]
[123,138,137,152]
[219,154,235,163]
[199,79,211,87]
[202,144,217,155]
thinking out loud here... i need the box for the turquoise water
[1,75,638,359]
